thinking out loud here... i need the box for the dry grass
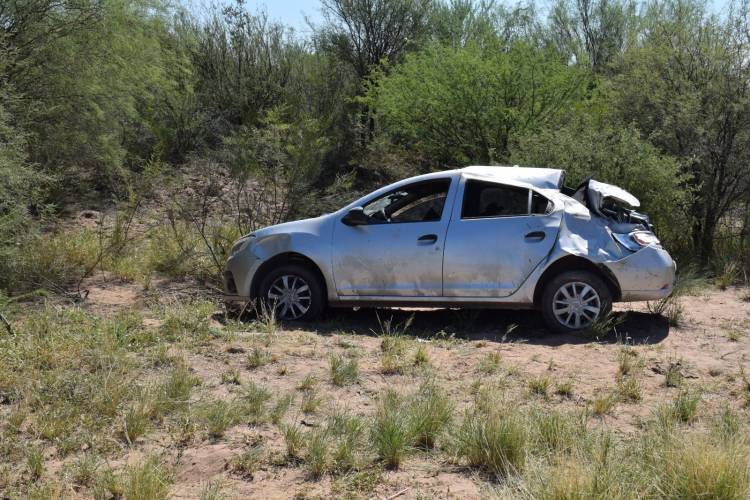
[2,239,749,498]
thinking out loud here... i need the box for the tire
[541,270,612,333]
[258,264,325,321]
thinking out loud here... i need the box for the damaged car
[224,166,676,332]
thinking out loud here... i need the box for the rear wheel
[258,264,325,321]
[541,270,612,333]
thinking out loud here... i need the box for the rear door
[442,178,560,297]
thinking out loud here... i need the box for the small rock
[79,209,101,219]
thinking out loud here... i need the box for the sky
[213,0,731,37]
[247,0,324,36]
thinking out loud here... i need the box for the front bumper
[605,245,676,302]
[223,248,260,299]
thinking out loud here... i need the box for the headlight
[230,234,255,256]
[613,230,661,252]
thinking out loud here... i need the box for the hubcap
[552,281,601,329]
[267,275,312,320]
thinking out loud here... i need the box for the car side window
[462,180,527,218]
[462,180,552,218]
[531,191,552,215]
[363,179,451,223]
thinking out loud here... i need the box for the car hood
[587,179,640,209]
[253,214,332,239]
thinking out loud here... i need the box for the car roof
[341,166,567,212]
[460,166,565,190]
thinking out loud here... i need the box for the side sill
[329,299,536,310]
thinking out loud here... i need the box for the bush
[511,117,690,252]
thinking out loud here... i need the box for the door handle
[524,231,546,241]
[418,234,438,244]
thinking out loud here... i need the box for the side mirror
[342,207,369,226]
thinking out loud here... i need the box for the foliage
[511,113,690,251]
[368,42,588,166]
[3,0,750,288]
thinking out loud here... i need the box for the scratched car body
[224,166,676,332]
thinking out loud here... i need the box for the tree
[190,3,300,135]
[606,0,750,263]
[318,0,432,80]
[549,0,638,73]
[1,0,182,191]
[368,42,588,166]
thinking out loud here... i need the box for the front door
[443,179,560,297]
[332,178,455,296]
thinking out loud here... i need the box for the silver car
[224,166,675,332]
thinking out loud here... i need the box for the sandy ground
[76,276,750,499]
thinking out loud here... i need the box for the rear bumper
[604,245,676,302]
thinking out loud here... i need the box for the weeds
[715,262,739,290]
[371,390,413,469]
[202,400,240,439]
[672,390,701,423]
[122,455,172,500]
[239,381,271,424]
[413,344,429,366]
[301,390,322,414]
[270,394,294,425]
[657,437,749,499]
[591,394,617,417]
[453,402,527,478]
[230,445,264,478]
[555,381,574,397]
[409,380,452,449]
[297,374,317,391]
[664,361,684,388]
[282,423,305,460]
[247,347,272,369]
[617,376,643,402]
[329,354,359,386]
[617,346,640,376]
[479,352,503,374]
[584,311,624,338]
[528,376,551,397]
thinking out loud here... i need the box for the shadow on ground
[293,307,671,346]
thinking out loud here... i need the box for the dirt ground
[72,274,750,499]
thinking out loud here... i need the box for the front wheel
[541,270,612,333]
[258,264,325,321]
